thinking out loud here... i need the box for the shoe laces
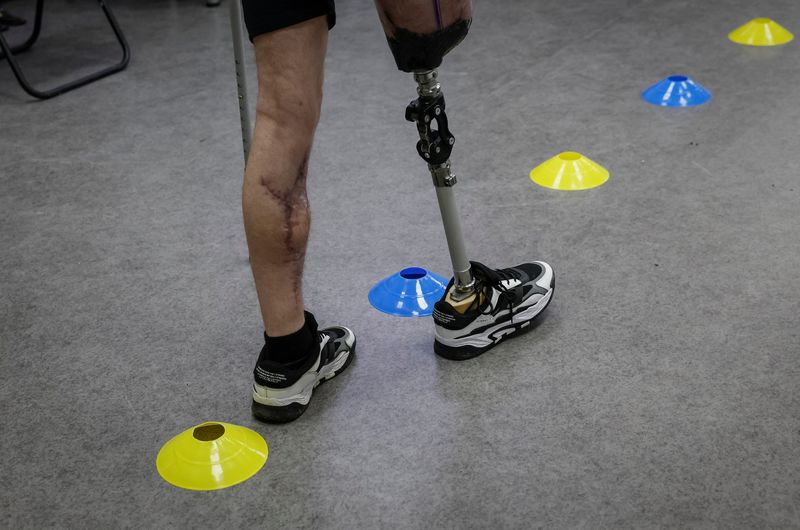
[469,261,520,322]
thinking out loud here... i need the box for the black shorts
[241,0,336,42]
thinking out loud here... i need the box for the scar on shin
[259,155,311,298]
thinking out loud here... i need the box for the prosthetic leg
[406,69,477,311]
[375,1,554,358]
[375,0,479,312]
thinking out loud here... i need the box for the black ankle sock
[264,311,318,365]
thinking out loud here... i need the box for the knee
[256,84,322,137]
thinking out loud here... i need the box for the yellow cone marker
[156,422,268,490]
[529,152,609,191]
[729,18,794,46]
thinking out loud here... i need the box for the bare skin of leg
[243,16,327,337]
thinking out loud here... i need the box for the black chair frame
[0,0,130,99]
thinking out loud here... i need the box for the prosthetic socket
[374,0,472,73]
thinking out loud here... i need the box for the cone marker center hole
[400,267,427,280]
[754,18,771,24]
[668,75,688,82]
[559,152,581,161]
[193,423,225,441]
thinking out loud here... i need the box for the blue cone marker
[368,267,449,317]
[642,75,711,107]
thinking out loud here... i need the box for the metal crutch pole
[228,0,252,162]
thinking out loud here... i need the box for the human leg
[242,15,327,338]
[241,4,354,423]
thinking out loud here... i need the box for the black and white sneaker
[252,320,355,424]
[433,260,554,360]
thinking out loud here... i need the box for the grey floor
[2,0,799,528]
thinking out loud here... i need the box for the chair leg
[0,0,43,58]
[0,0,130,100]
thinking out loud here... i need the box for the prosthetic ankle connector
[429,162,457,188]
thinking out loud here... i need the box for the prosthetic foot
[433,261,554,360]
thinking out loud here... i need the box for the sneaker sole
[251,336,356,424]
[434,287,554,361]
